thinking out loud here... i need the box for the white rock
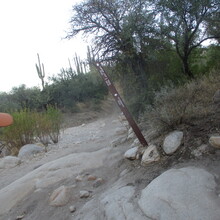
[18,144,44,159]
[124,147,138,160]
[138,167,220,220]
[163,131,183,154]
[80,190,90,198]
[209,136,220,148]
[49,185,70,207]
[0,156,21,169]
[141,145,160,165]
[93,178,104,188]
[75,175,84,182]
[69,205,76,213]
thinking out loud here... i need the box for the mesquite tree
[154,0,220,78]
[67,0,158,90]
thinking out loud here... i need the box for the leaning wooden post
[94,62,148,147]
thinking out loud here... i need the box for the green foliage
[68,0,220,115]
[155,0,220,78]
[0,85,42,112]
[141,70,220,140]
[47,68,108,112]
[0,107,62,154]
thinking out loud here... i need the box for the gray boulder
[163,131,183,154]
[138,167,220,220]
[18,144,44,159]
[124,147,138,160]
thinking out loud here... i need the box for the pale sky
[0,0,88,92]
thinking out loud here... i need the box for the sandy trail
[0,113,120,189]
[0,111,130,218]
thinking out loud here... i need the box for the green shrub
[45,105,62,143]
[141,70,220,139]
[0,107,62,154]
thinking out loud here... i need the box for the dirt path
[0,110,134,219]
[1,108,220,220]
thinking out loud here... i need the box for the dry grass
[141,70,220,141]
[0,106,62,155]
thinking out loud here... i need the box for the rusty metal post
[94,62,148,147]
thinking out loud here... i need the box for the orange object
[0,113,13,127]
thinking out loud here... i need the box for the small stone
[209,136,220,148]
[49,185,70,207]
[163,131,183,155]
[69,205,76,213]
[75,175,83,182]
[80,190,90,198]
[16,215,25,220]
[87,175,97,181]
[124,147,138,160]
[93,178,104,188]
[141,145,160,165]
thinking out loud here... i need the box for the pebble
[80,190,90,198]
[93,178,104,188]
[87,175,97,181]
[16,215,25,220]
[75,175,83,182]
[69,205,76,213]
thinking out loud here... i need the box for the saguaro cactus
[35,53,45,90]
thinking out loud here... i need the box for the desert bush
[141,70,220,139]
[45,105,62,143]
[0,107,62,154]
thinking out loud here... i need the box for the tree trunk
[182,56,194,79]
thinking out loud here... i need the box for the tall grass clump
[0,106,62,155]
[141,70,220,140]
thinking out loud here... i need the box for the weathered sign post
[94,62,148,147]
